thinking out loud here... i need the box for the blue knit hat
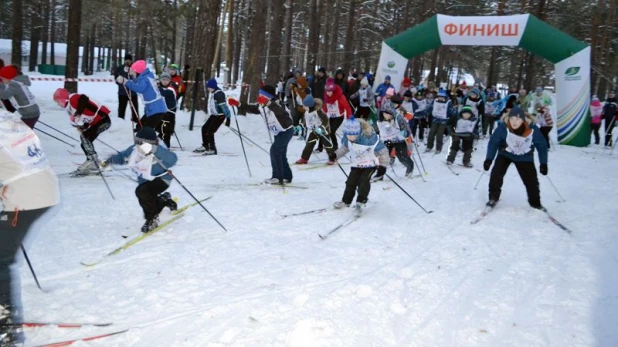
[342,116,361,136]
[385,75,391,81]
[303,94,315,108]
[206,78,218,89]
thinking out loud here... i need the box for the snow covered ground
[12,75,618,346]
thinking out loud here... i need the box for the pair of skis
[278,206,364,239]
[2,321,125,346]
[470,204,573,234]
[81,196,212,267]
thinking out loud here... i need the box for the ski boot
[333,201,350,209]
[486,200,497,208]
[160,192,177,211]
[141,216,160,233]
[462,162,473,168]
[355,202,366,215]
[405,166,414,178]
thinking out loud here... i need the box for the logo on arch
[387,61,396,68]
[565,67,580,76]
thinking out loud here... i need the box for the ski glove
[540,164,548,176]
[228,98,240,107]
[116,76,126,84]
[483,160,492,171]
[225,118,231,127]
[258,95,270,106]
[314,127,323,135]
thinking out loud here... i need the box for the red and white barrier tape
[29,76,251,87]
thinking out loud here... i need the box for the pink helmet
[130,60,147,74]
[53,88,70,106]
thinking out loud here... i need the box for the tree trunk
[266,0,284,84]
[342,0,356,72]
[212,0,229,77]
[239,0,267,110]
[281,0,293,72]
[305,0,319,73]
[65,0,82,93]
[184,1,197,65]
[82,28,90,73]
[426,48,439,83]
[11,0,23,65]
[88,24,96,74]
[41,0,50,65]
[28,2,42,71]
[232,0,244,84]
[326,0,340,70]
[225,0,235,82]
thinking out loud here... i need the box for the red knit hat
[0,65,18,80]
[402,77,412,87]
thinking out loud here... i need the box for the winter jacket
[245,99,294,136]
[114,65,135,97]
[349,86,375,108]
[301,109,330,134]
[334,69,349,97]
[411,98,429,119]
[336,129,388,169]
[65,94,111,129]
[310,76,327,99]
[0,113,60,211]
[206,88,230,119]
[375,82,395,98]
[124,68,168,117]
[0,75,40,120]
[602,97,618,122]
[323,85,353,119]
[591,101,603,124]
[486,115,548,165]
[462,95,485,118]
[170,74,185,96]
[430,99,454,124]
[377,113,410,143]
[526,92,552,110]
[159,83,178,113]
[107,144,178,185]
[447,111,479,137]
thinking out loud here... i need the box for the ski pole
[82,135,115,200]
[545,176,566,202]
[385,173,433,214]
[34,127,75,147]
[229,127,270,155]
[259,108,273,144]
[39,120,120,153]
[231,106,252,177]
[336,161,348,178]
[153,157,227,232]
[412,139,428,175]
[409,152,426,182]
[602,118,616,150]
[123,84,143,129]
[20,244,43,292]
[473,171,484,190]
[173,132,184,151]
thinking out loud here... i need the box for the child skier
[0,65,40,129]
[193,78,231,155]
[332,117,389,214]
[52,88,112,176]
[295,96,336,164]
[590,96,603,145]
[323,80,352,159]
[484,107,548,209]
[158,72,178,148]
[425,90,454,154]
[377,106,415,177]
[101,127,178,232]
[482,92,499,137]
[348,77,375,120]
[446,106,479,167]
[410,90,428,143]
[534,105,554,149]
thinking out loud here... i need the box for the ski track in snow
[12,74,618,346]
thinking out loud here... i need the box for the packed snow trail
[12,75,618,346]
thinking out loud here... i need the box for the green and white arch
[375,14,590,147]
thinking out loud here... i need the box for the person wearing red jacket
[323,79,352,163]
[168,64,185,101]
[53,88,111,176]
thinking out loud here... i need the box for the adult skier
[113,54,139,121]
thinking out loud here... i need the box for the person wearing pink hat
[116,60,168,133]
[323,79,352,163]
[590,96,603,145]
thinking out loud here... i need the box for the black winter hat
[318,67,326,74]
[124,54,133,61]
[390,94,403,105]
[508,107,527,121]
[135,127,158,145]
[260,85,277,99]
[404,90,413,97]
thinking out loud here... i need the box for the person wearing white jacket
[0,111,60,345]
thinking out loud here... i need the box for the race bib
[505,130,534,155]
[0,118,49,182]
[377,121,403,142]
[455,119,476,134]
[128,149,155,180]
[349,140,379,168]
[433,102,448,119]
[304,111,322,130]
[9,81,36,109]
[327,101,340,118]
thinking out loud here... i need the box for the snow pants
[447,135,474,164]
[270,128,294,182]
[488,155,541,207]
[135,178,170,220]
[482,114,496,136]
[301,130,336,162]
[342,167,376,204]
[201,115,225,152]
[81,114,111,157]
[426,122,448,151]
[118,93,139,121]
[591,123,601,145]
[160,111,176,148]
[385,141,414,172]
[410,118,427,142]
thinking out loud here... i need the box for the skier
[462,87,485,122]
[324,80,352,161]
[534,105,554,149]
[332,117,389,214]
[482,91,499,137]
[377,106,415,177]
[398,77,414,98]
[52,88,112,176]
[113,54,139,121]
[425,90,454,154]
[0,65,40,129]
[193,78,231,155]
[590,96,603,145]
[0,111,60,345]
[348,76,375,121]
[158,72,178,148]
[310,67,327,100]
[168,64,185,101]
[333,69,350,99]
[101,127,178,232]
[0,59,15,113]
[115,60,167,131]
[295,96,336,164]
[446,106,479,167]
[602,90,618,147]
[236,85,295,184]
[410,90,429,143]
[526,87,552,112]
[483,107,548,209]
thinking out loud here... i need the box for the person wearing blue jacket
[375,75,395,98]
[193,78,231,155]
[332,117,389,214]
[113,54,139,121]
[116,60,168,131]
[425,90,454,153]
[446,106,479,167]
[483,107,548,209]
[101,127,178,232]
[158,72,178,148]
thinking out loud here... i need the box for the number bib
[377,120,403,142]
[455,119,476,134]
[9,81,36,109]
[304,111,322,130]
[349,140,379,168]
[432,102,448,119]
[505,129,534,155]
[465,99,480,117]
[264,107,289,135]
[327,101,340,118]
[128,149,155,181]
[0,116,49,184]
